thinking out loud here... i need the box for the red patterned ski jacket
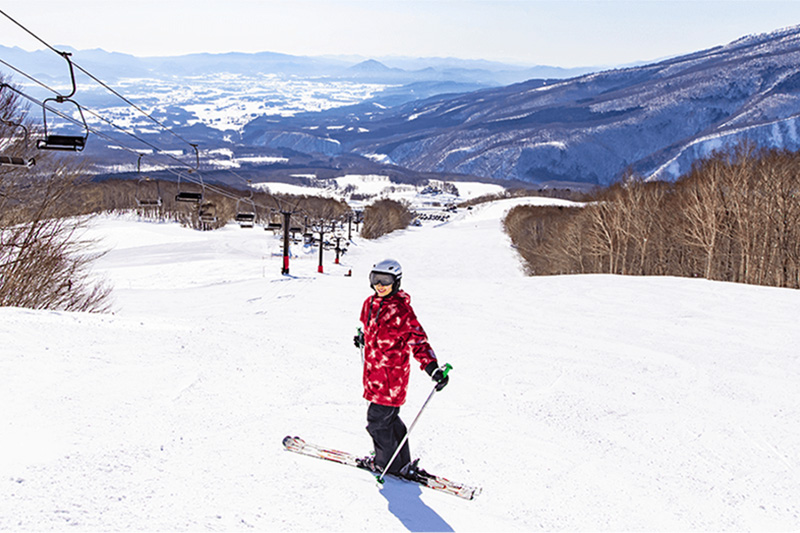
[360,290,437,407]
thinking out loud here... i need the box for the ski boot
[398,458,431,482]
[356,455,383,474]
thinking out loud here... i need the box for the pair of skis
[284,364,480,500]
[283,436,481,500]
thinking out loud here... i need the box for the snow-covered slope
[1,198,799,531]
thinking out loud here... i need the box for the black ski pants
[366,402,410,474]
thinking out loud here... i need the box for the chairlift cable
[0,9,197,150]
[0,62,156,153]
[5,92,288,214]
[4,84,219,187]
[0,60,198,169]
[0,9,62,55]
[0,11,287,194]
[0,57,61,96]
[3,70,306,219]
[2,83,138,156]
[0,75,202,174]
[161,165,307,221]
[69,61,198,149]
[0,10,323,223]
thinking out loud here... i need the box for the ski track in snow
[1,197,799,531]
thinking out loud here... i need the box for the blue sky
[2,0,800,67]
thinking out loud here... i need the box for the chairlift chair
[198,201,217,223]
[134,156,162,207]
[34,52,89,152]
[175,173,203,203]
[0,117,36,168]
[175,190,203,203]
[235,197,257,228]
[0,155,35,167]
[37,131,87,151]
[236,211,256,227]
[37,96,89,151]
[136,177,162,207]
[175,146,205,202]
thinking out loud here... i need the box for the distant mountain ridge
[7,26,800,187]
[0,44,591,86]
[242,24,800,186]
[0,43,596,187]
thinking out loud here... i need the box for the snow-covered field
[254,175,506,207]
[61,73,390,134]
[1,196,799,531]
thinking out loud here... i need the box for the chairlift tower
[317,223,326,274]
[334,235,343,265]
[281,210,293,275]
[311,219,336,274]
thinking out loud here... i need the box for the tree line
[504,143,800,289]
[67,178,351,230]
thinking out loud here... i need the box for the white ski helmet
[372,258,402,278]
[370,258,403,292]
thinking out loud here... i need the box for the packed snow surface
[1,197,799,531]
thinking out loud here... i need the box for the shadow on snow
[379,477,453,532]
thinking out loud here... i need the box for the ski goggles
[369,272,395,287]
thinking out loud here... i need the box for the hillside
[0,43,588,185]
[251,25,800,186]
[1,194,798,530]
[7,26,800,187]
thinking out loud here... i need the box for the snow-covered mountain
[0,44,591,182]
[252,25,800,186]
[0,44,583,119]
[8,26,800,187]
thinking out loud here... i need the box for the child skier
[354,258,449,478]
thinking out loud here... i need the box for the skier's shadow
[379,478,454,532]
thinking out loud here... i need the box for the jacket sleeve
[360,297,369,326]
[400,303,437,370]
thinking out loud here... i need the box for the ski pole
[358,327,364,364]
[378,363,452,484]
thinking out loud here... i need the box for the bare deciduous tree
[503,142,800,290]
[1,78,112,312]
[361,199,414,239]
